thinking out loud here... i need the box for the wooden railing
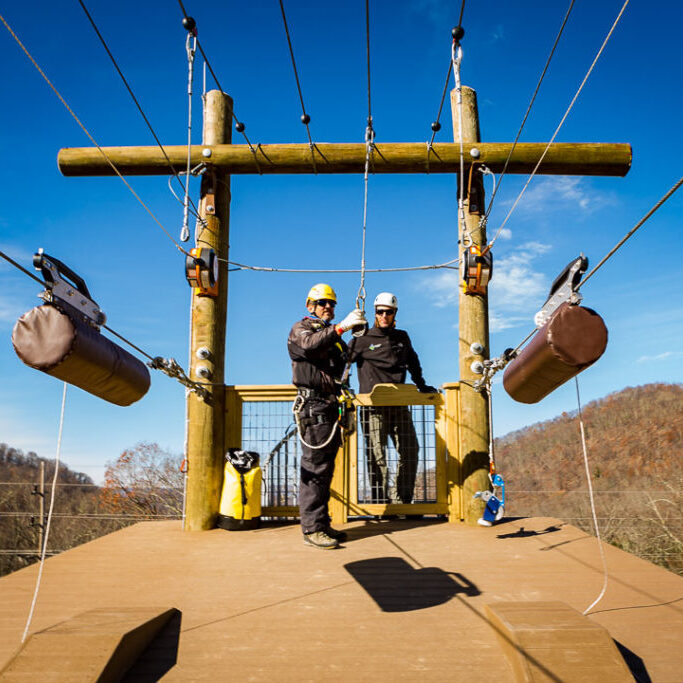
[224,383,463,523]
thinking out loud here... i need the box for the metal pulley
[461,245,493,295]
[185,247,219,297]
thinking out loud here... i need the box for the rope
[221,257,459,273]
[451,33,470,248]
[278,0,317,172]
[486,0,630,252]
[482,0,576,234]
[575,377,609,615]
[578,173,683,290]
[76,0,202,226]
[181,30,198,242]
[21,382,67,643]
[0,11,192,259]
[356,0,374,312]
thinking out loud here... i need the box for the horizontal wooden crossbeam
[58,142,631,177]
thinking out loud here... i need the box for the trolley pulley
[461,244,493,295]
[185,247,219,297]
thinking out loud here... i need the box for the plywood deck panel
[0,517,681,681]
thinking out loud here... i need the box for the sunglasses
[314,299,336,308]
[376,309,395,316]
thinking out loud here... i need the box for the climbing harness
[180,18,198,242]
[292,393,341,450]
[185,247,219,297]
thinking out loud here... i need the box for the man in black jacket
[351,292,436,505]
[287,283,365,549]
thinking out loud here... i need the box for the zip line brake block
[534,255,588,328]
[33,249,106,327]
[185,247,219,297]
[461,244,493,295]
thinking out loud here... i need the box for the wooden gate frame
[225,383,463,523]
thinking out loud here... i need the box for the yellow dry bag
[217,449,262,530]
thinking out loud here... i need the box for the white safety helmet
[374,292,398,310]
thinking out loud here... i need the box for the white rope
[181,32,197,242]
[451,38,471,248]
[356,124,374,311]
[575,377,609,615]
[293,414,340,450]
[487,0,630,253]
[21,383,67,643]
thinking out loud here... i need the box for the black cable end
[301,114,311,125]
[235,122,245,133]
[431,121,441,132]
[452,25,465,41]
[182,16,197,33]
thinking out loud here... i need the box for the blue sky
[0,1,681,484]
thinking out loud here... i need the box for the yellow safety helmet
[306,283,337,305]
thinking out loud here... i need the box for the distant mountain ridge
[496,382,682,491]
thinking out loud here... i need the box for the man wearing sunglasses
[287,283,365,549]
[351,292,437,507]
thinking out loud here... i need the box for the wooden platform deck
[0,517,681,681]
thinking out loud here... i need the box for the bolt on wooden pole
[184,90,232,531]
[451,85,490,524]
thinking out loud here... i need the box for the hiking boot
[303,531,339,549]
[325,526,348,542]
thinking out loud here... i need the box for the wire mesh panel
[357,405,437,504]
[241,401,300,508]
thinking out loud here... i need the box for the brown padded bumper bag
[12,305,150,406]
[503,303,608,404]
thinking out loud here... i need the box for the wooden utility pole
[184,90,232,531]
[37,461,45,553]
[451,86,490,524]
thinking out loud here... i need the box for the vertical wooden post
[184,90,233,531]
[451,85,490,523]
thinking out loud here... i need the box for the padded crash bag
[12,305,150,406]
[503,303,608,404]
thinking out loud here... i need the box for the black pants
[298,397,341,534]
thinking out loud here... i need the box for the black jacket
[350,325,426,394]
[287,316,348,394]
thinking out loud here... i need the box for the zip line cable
[278,0,318,172]
[76,0,203,231]
[222,258,459,273]
[575,377,609,615]
[21,382,67,644]
[457,0,467,28]
[577,173,683,290]
[0,12,192,260]
[480,171,681,383]
[484,0,630,255]
[481,0,576,231]
[428,60,453,146]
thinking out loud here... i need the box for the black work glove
[417,384,438,393]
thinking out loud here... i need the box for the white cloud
[637,350,683,363]
[499,228,512,240]
[503,177,613,216]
